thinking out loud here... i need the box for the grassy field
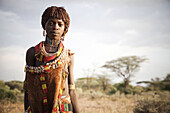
[0,91,169,113]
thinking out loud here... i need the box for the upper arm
[26,47,35,66]
[24,47,35,91]
[68,55,75,84]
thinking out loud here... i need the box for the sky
[0,0,170,85]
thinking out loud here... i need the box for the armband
[68,84,75,90]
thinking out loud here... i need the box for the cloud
[0,9,42,48]
[0,46,26,81]
[95,1,170,48]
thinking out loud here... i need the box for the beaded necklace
[24,41,68,74]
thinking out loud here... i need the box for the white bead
[53,65,55,69]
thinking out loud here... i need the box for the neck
[45,36,60,47]
[44,36,61,53]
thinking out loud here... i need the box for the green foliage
[76,73,170,96]
[97,75,111,92]
[119,87,133,95]
[0,80,5,87]
[0,88,17,103]
[134,100,170,113]
[0,80,24,103]
[5,80,24,92]
[133,86,144,95]
[110,82,134,95]
[76,77,100,91]
[137,74,170,92]
[108,85,117,95]
[11,88,21,95]
[103,56,148,88]
[161,73,170,91]
[109,82,145,95]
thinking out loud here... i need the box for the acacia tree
[83,68,96,90]
[97,72,111,92]
[103,56,147,88]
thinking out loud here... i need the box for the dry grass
[0,94,136,113]
[79,96,136,113]
[0,102,24,113]
[0,91,169,113]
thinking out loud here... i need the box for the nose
[53,23,59,30]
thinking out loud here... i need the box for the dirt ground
[0,96,136,113]
[79,96,136,113]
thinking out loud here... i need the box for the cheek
[45,27,52,33]
[62,27,65,33]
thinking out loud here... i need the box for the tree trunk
[124,78,129,88]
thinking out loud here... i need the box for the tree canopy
[103,56,148,87]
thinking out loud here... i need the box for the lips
[51,31,60,35]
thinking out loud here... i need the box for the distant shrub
[0,80,5,87]
[122,87,134,94]
[5,81,24,92]
[0,80,18,103]
[0,88,17,103]
[133,86,144,95]
[134,100,170,113]
[113,82,134,95]
[108,86,117,95]
[11,88,21,95]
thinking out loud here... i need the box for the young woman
[24,6,79,113]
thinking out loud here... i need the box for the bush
[0,80,18,103]
[134,100,170,113]
[0,88,17,103]
[11,88,21,95]
[108,86,117,95]
[133,86,144,95]
[119,87,133,95]
[113,82,134,95]
[5,81,24,92]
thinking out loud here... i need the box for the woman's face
[45,18,65,40]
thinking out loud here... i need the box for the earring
[43,30,46,36]
[61,33,65,41]
[60,37,64,41]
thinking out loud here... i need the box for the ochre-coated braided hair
[41,6,70,38]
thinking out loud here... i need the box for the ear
[61,33,65,41]
[43,30,46,36]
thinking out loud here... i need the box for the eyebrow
[57,20,64,23]
[49,19,64,24]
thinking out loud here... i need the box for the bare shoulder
[68,53,75,84]
[26,47,35,66]
[69,54,74,65]
[26,47,35,55]
[68,50,75,65]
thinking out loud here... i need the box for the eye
[58,22,63,27]
[49,21,54,26]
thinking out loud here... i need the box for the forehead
[47,18,64,23]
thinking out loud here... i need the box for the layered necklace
[24,37,68,74]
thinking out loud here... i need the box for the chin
[54,37,60,40]
[49,35,59,40]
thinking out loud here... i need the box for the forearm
[24,91,29,111]
[69,90,80,113]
